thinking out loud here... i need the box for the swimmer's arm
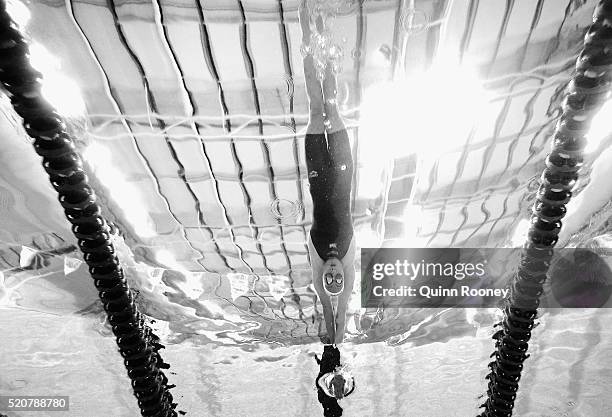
[340,234,356,273]
[334,236,356,344]
[308,234,336,342]
[307,233,325,270]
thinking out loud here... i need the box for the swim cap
[319,369,355,400]
[322,257,344,296]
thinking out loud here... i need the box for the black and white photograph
[1,0,612,416]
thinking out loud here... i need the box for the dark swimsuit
[306,129,354,260]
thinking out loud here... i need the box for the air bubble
[300,43,311,57]
[329,45,343,60]
[303,16,345,79]
[401,8,429,36]
[378,44,392,60]
[269,198,303,221]
[283,75,294,98]
[337,80,350,106]
[335,63,343,74]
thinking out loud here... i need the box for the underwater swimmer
[300,0,356,346]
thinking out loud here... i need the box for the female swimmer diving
[299,0,356,347]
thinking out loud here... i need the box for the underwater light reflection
[5,0,29,28]
[83,142,156,238]
[28,43,85,117]
[585,98,612,153]
[359,58,491,163]
[155,249,184,271]
[397,204,430,247]
[227,272,252,301]
[355,227,381,249]
[510,219,531,247]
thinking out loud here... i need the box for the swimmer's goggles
[325,273,343,286]
[322,267,344,297]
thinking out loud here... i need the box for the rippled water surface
[2,0,612,416]
[3,304,612,416]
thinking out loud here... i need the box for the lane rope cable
[0,2,178,416]
[478,1,612,415]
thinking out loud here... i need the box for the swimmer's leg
[333,275,352,344]
[334,241,356,344]
[321,61,352,173]
[299,0,325,135]
[321,61,345,134]
[300,0,331,182]
[327,128,353,179]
